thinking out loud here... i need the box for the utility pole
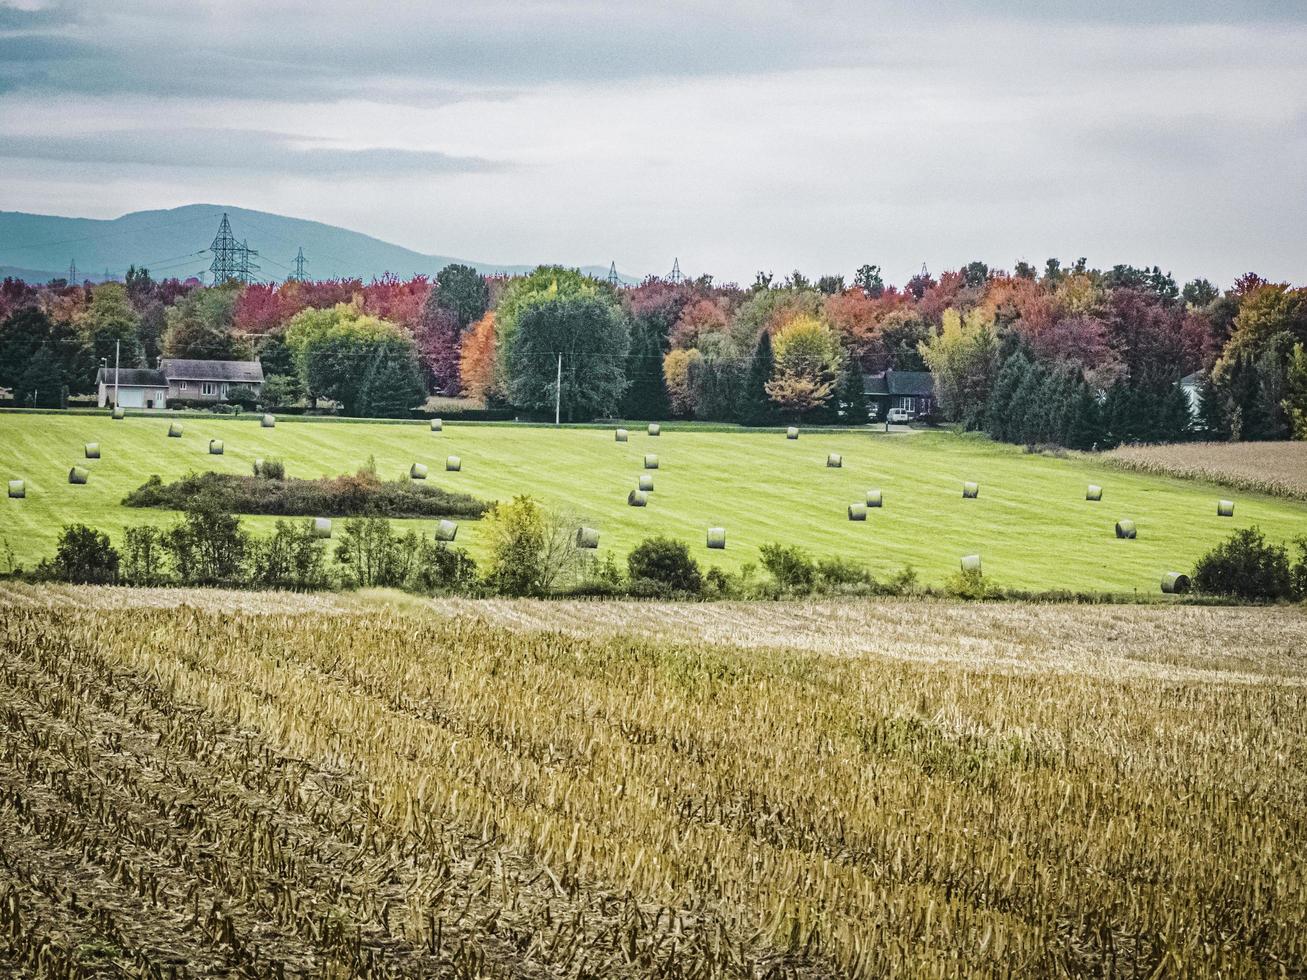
[555,352,562,426]
[68,259,77,283]
[114,340,120,409]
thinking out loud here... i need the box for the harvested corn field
[1101,440,1307,501]
[1,585,1306,977]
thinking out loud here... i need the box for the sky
[1,0,1305,287]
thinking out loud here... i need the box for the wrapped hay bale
[1161,571,1191,594]
[435,519,458,542]
[827,453,842,468]
[111,406,125,420]
[615,428,628,442]
[446,455,462,472]
[960,554,982,573]
[866,488,883,508]
[313,517,332,539]
[68,466,89,485]
[84,443,100,459]
[706,527,726,549]
[1086,484,1102,501]
[962,481,979,498]
[253,458,264,477]
[628,489,648,507]
[639,474,654,492]
[786,426,799,440]
[430,418,443,432]
[644,453,659,469]
[1115,519,1137,539]
[1217,499,1234,517]
[209,439,224,455]
[261,414,276,428]
[648,423,661,436]
[168,421,183,438]
[576,526,600,549]
[848,503,867,521]
[7,480,24,499]
[410,462,429,479]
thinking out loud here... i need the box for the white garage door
[115,387,147,408]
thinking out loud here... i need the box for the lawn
[2,410,1306,592]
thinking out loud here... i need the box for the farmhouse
[863,369,935,420]
[96,358,265,408]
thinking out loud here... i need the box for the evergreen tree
[358,335,426,418]
[739,330,776,426]
[1158,380,1194,442]
[619,325,671,420]
[1063,377,1102,450]
[836,358,869,424]
[984,349,1031,442]
[1010,361,1046,445]
[1195,374,1229,439]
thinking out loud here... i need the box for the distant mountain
[0,204,637,284]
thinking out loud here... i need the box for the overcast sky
[2,0,1304,287]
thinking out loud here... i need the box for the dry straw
[848,503,867,521]
[644,454,659,469]
[866,488,883,508]
[7,480,24,498]
[1115,519,1137,539]
[827,453,842,468]
[435,519,458,542]
[1087,484,1103,501]
[648,423,661,436]
[168,421,183,437]
[68,466,89,485]
[639,474,655,491]
[1217,499,1234,517]
[84,442,100,459]
[410,462,429,479]
[575,526,600,549]
[261,414,276,428]
[707,527,726,549]
[446,455,462,472]
[615,428,628,442]
[787,426,799,440]
[963,481,979,498]
[312,517,332,539]
[627,489,648,507]
[1161,571,1191,594]
[961,554,982,573]
[209,439,224,455]
[111,405,125,419]
[430,418,443,432]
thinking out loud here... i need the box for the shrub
[259,457,286,480]
[41,524,119,584]
[247,519,331,590]
[627,537,702,595]
[1293,538,1307,601]
[405,539,479,594]
[759,542,817,591]
[480,496,581,596]
[162,506,248,585]
[334,517,406,589]
[1193,527,1293,600]
[121,525,168,585]
[817,556,872,588]
[943,568,1004,600]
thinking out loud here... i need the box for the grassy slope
[2,412,1306,592]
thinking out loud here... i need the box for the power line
[15,210,218,253]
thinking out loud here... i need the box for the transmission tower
[208,213,242,284]
[607,261,619,286]
[291,247,308,282]
[237,239,260,285]
[67,259,77,283]
[668,258,684,285]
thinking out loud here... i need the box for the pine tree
[739,330,776,426]
[1196,373,1228,439]
[1010,362,1045,445]
[620,326,671,421]
[1159,381,1193,442]
[1063,376,1102,450]
[836,359,869,424]
[985,350,1031,442]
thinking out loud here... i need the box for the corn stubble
[1,592,1304,978]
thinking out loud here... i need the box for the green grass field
[2,411,1305,592]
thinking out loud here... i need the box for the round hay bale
[576,526,600,549]
[706,527,726,549]
[615,428,628,442]
[68,466,89,485]
[84,442,100,459]
[1217,499,1234,517]
[1086,484,1102,501]
[962,481,979,498]
[253,458,264,477]
[848,503,867,521]
[446,455,462,472]
[786,426,799,440]
[866,488,883,508]
[435,519,458,542]
[261,414,276,428]
[648,423,661,436]
[1161,571,1191,594]
[1115,519,1137,539]
[209,439,224,455]
[960,554,982,573]
[827,453,842,468]
[7,480,24,499]
[644,453,659,469]
[627,489,648,507]
[111,406,125,420]
[313,517,332,539]
[638,474,654,492]
[430,418,443,432]
[168,421,183,437]
[410,462,429,479]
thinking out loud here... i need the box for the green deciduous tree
[433,263,490,331]
[918,307,998,428]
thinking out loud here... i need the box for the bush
[816,556,872,588]
[1193,527,1294,600]
[942,568,1004,600]
[334,516,407,589]
[162,506,248,585]
[247,519,331,590]
[40,524,119,583]
[627,537,702,595]
[759,542,817,592]
[480,496,581,596]
[257,457,286,480]
[1293,538,1307,601]
[121,525,168,585]
[405,539,479,594]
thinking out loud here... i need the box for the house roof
[862,369,934,398]
[1180,371,1203,387]
[159,359,265,383]
[95,367,167,387]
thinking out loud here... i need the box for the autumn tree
[80,283,143,376]
[765,315,843,417]
[164,284,247,360]
[662,348,700,416]
[459,312,499,403]
[918,307,998,427]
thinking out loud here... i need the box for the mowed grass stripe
[2,413,1306,592]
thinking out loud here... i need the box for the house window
[179,380,188,391]
[202,382,216,396]
[221,384,228,397]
